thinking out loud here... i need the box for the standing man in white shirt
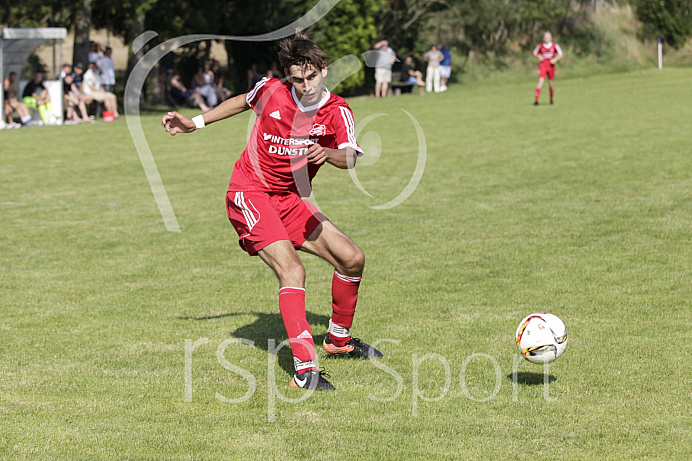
[97,47,116,93]
[423,45,444,93]
[373,39,396,98]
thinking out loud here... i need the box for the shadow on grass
[507,372,557,386]
[178,310,330,376]
[178,313,237,320]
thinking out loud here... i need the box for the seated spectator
[59,63,72,79]
[168,72,211,111]
[193,62,217,108]
[70,65,97,111]
[211,60,231,103]
[82,61,120,119]
[63,74,92,123]
[400,56,425,96]
[4,99,19,128]
[4,72,33,126]
[97,47,116,93]
[72,63,85,91]
[22,70,53,125]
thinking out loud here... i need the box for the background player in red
[161,32,382,391]
[533,32,563,105]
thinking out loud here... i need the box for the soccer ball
[515,312,567,364]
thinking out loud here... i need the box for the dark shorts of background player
[226,190,326,256]
[539,61,556,80]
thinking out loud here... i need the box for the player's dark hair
[278,29,330,72]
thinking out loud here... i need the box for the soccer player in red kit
[533,32,563,105]
[162,32,382,391]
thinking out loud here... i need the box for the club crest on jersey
[309,124,326,136]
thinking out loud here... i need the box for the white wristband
[192,115,205,130]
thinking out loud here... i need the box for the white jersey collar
[291,85,330,112]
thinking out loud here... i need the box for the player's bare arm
[550,54,563,65]
[306,144,357,169]
[373,39,387,49]
[534,52,543,61]
[161,93,250,136]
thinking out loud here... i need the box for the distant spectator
[62,73,91,123]
[268,62,280,79]
[97,47,116,93]
[400,56,425,96]
[168,72,211,112]
[373,39,396,98]
[158,51,178,104]
[246,64,262,91]
[73,63,85,90]
[88,42,103,64]
[211,60,231,102]
[439,44,452,91]
[4,72,33,126]
[423,45,444,93]
[22,71,53,124]
[3,99,17,128]
[194,62,218,108]
[67,65,95,109]
[83,61,120,119]
[87,41,95,61]
[59,63,72,80]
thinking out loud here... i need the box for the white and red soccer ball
[515,312,568,364]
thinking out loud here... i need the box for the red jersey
[533,42,563,62]
[228,77,363,196]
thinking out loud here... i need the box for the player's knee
[279,262,306,287]
[342,246,365,275]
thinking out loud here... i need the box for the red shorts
[539,61,555,80]
[226,190,325,256]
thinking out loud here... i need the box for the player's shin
[329,271,361,347]
[535,87,542,102]
[278,287,316,373]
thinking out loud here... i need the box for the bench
[390,71,413,96]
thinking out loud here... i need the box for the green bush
[635,0,692,48]
[311,0,385,95]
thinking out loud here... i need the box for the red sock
[329,271,361,347]
[550,87,554,102]
[535,87,542,102]
[278,287,316,374]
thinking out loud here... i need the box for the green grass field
[2,67,691,459]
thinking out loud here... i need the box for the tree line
[1,0,689,93]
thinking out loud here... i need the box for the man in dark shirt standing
[22,71,52,124]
